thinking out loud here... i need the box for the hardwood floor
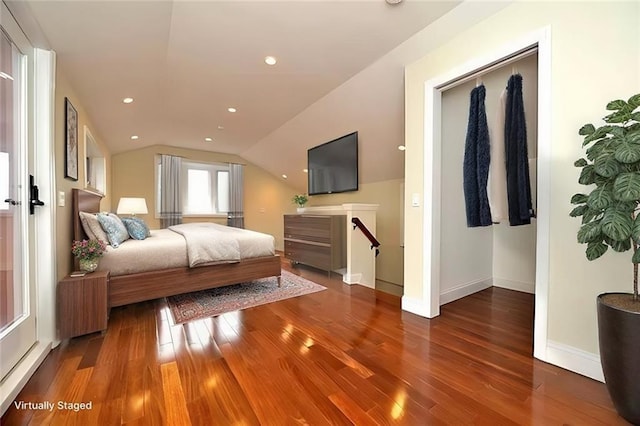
[2,259,628,425]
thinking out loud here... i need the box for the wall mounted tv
[307,131,358,196]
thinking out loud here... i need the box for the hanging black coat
[504,74,533,226]
[463,84,492,227]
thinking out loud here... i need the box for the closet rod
[437,45,538,92]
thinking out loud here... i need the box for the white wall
[405,1,639,378]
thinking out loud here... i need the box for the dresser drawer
[285,240,332,270]
[284,215,333,244]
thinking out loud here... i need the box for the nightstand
[57,270,109,339]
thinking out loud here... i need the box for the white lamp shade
[116,197,148,215]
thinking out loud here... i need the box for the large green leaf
[613,172,640,201]
[587,185,614,210]
[607,99,628,111]
[574,158,588,167]
[570,205,588,217]
[601,208,633,241]
[628,127,640,143]
[608,126,625,137]
[579,123,596,136]
[608,237,632,252]
[586,241,608,260]
[615,141,640,164]
[570,193,589,204]
[628,94,640,109]
[583,127,609,146]
[578,165,597,185]
[577,221,602,243]
[604,111,631,124]
[582,209,602,224]
[632,215,640,242]
[594,153,621,177]
[633,247,640,263]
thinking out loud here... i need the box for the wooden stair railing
[351,217,380,257]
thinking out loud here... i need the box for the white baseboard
[440,277,493,305]
[342,273,362,285]
[402,295,435,318]
[493,277,535,294]
[544,340,604,383]
[1,341,52,415]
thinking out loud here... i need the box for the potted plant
[71,239,107,272]
[292,194,308,211]
[570,93,640,424]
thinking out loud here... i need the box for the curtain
[227,163,244,228]
[159,154,182,228]
[505,73,533,226]
[463,84,492,227]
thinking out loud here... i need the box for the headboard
[72,188,103,242]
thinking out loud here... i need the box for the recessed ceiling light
[131,135,139,140]
[282,174,288,179]
[217,125,224,130]
[227,107,237,113]
[303,169,308,173]
[123,97,134,104]
[205,137,213,142]
[264,56,277,65]
[398,145,406,151]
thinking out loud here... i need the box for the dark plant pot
[597,293,640,425]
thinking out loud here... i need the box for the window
[156,158,230,216]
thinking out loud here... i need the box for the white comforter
[97,223,276,276]
[169,223,241,266]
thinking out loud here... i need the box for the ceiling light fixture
[205,137,213,142]
[123,97,134,104]
[303,169,308,173]
[131,135,139,140]
[217,125,224,130]
[385,0,402,4]
[282,174,288,179]
[398,145,406,151]
[264,56,277,65]
[227,107,237,113]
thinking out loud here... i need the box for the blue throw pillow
[122,217,150,240]
[97,213,129,248]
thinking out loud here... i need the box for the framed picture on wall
[65,97,78,181]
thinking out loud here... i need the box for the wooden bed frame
[72,188,281,307]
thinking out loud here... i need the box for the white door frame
[421,27,552,361]
[0,1,56,414]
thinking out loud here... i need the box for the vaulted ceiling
[8,0,460,190]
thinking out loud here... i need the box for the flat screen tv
[307,131,358,196]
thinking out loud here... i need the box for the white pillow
[79,211,109,243]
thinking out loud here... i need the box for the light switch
[58,191,65,207]
[411,193,420,207]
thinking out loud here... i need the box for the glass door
[0,25,36,380]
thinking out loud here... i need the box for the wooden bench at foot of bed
[109,255,282,307]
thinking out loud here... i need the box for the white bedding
[96,225,275,276]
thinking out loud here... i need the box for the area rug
[166,270,326,324]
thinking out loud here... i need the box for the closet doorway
[440,53,538,304]
[421,28,551,359]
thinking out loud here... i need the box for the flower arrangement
[292,194,308,208]
[71,239,107,261]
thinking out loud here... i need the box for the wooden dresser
[284,214,346,273]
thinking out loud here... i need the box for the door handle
[29,175,44,215]
[4,198,19,206]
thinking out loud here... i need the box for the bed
[72,188,281,307]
